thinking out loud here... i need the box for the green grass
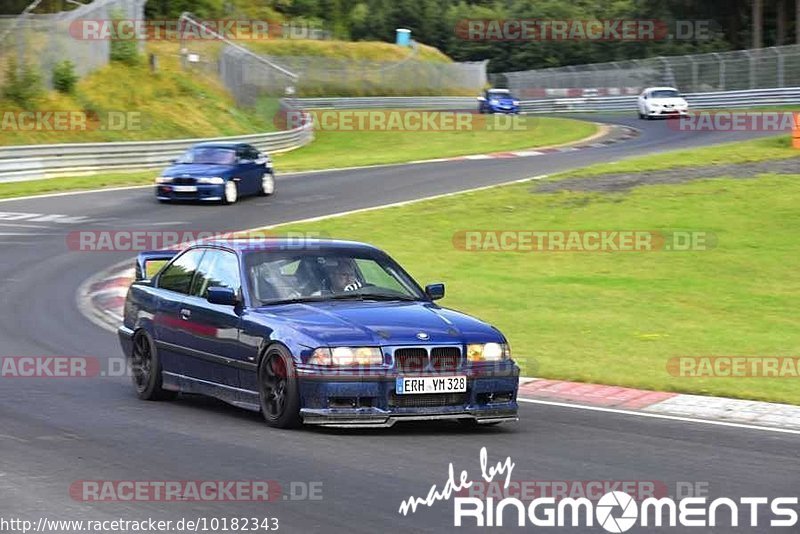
[0,51,278,146]
[555,135,796,179]
[260,140,800,405]
[246,39,452,63]
[0,116,597,199]
[274,115,598,171]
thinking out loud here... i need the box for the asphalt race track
[0,115,797,533]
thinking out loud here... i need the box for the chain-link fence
[497,45,800,98]
[175,14,487,107]
[0,0,145,89]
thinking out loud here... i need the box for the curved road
[0,116,797,532]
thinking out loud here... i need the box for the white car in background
[637,87,689,119]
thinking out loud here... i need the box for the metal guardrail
[2,87,798,183]
[295,97,476,109]
[0,122,314,183]
[297,88,800,115]
[518,87,800,114]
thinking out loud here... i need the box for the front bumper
[296,364,520,427]
[156,184,224,201]
[646,108,689,118]
[488,105,520,114]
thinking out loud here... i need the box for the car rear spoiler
[135,250,178,281]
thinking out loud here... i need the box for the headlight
[155,177,173,184]
[196,177,225,185]
[309,347,383,366]
[467,342,511,362]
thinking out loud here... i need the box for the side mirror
[425,283,445,301]
[207,287,238,306]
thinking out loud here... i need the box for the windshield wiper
[260,296,328,306]
[261,293,419,306]
[358,293,419,302]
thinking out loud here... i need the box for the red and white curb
[520,378,800,434]
[80,268,800,434]
[409,125,638,164]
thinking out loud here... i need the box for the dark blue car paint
[119,240,519,426]
[155,142,272,202]
[478,90,520,114]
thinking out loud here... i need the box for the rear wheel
[223,180,238,205]
[130,331,177,401]
[258,346,301,428]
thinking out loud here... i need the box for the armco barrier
[517,87,800,114]
[0,121,314,183]
[2,87,800,183]
[294,88,800,114]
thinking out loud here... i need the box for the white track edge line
[518,398,800,435]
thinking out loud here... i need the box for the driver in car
[327,258,363,292]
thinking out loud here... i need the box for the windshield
[488,90,515,100]
[178,147,236,165]
[244,249,426,306]
[651,90,680,99]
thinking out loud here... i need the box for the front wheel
[258,346,301,428]
[260,171,275,196]
[130,331,177,401]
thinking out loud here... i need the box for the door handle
[180,308,191,320]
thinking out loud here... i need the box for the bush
[2,59,43,107]
[52,60,79,94]
[110,34,140,65]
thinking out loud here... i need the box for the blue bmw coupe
[118,239,519,428]
[155,142,275,205]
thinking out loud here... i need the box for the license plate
[396,376,467,395]
[172,185,197,192]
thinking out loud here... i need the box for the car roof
[488,88,511,93]
[190,142,251,149]
[196,238,383,254]
[645,87,680,92]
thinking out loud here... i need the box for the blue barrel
[395,28,411,46]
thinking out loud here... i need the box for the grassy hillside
[246,40,452,62]
[0,37,462,145]
[0,50,277,146]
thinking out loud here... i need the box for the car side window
[246,146,260,160]
[158,249,206,294]
[192,250,242,299]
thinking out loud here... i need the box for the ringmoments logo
[398,448,800,530]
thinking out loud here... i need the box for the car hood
[649,97,688,106]
[255,300,504,346]
[161,163,235,178]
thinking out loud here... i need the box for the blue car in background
[155,142,275,205]
[118,239,520,429]
[478,88,521,114]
